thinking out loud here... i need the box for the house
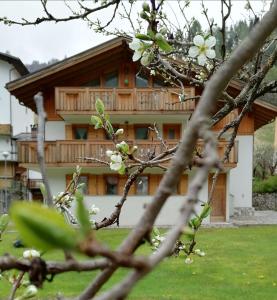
[0,52,41,212]
[6,37,277,225]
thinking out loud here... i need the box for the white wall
[0,60,34,136]
[45,121,65,140]
[229,135,253,208]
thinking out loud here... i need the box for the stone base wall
[253,193,277,211]
[233,207,255,217]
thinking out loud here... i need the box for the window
[168,128,176,139]
[135,126,149,140]
[163,124,181,140]
[83,78,100,87]
[74,126,88,140]
[106,176,118,195]
[79,175,88,194]
[104,72,118,87]
[135,176,149,195]
[135,74,148,87]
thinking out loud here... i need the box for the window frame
[72,124,89,140]
[135,175,149,195]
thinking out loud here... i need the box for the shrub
[253,175,277,193]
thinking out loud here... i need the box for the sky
[0,0,269,64]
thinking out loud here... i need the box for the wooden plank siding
[17,140,238,167]
[55,87,196,114]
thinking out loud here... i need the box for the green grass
[1,226,277,299]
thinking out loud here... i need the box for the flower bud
[106,150,113,157]
[115,128,124,135]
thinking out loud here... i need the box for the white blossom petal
[106,150,113,157]
[129,38,141,50]
[188,46,200,58]
[132,51,142,62]
[110,154,122,163]
[205,49,216,59]
[110,162,122,171]
[205,36,216,48]
[197,54,207,66]
[193,35,205,47]
[141,53,151,66]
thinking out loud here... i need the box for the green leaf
[147,29,155,39]
[118,163,126,175]
[0,214,9,235]
[155,34,172,52]
[75,190,92,237]
[11,202,78,251]
[91,116,103,129]
[153,227,160,236]
[39,183,47,201]
[135,33,152,41]
[200,203,211,219]
[95,98,105,115]
[190,217,201,230]
[106,120,114,135]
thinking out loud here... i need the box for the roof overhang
[0,52,29,76]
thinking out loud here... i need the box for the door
[208,173,226,222]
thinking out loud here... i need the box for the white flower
[150,70,156,76]
[178,245,185,250]
[156,235,165,242]
[200,251,205,257]
[23,250,40,260]
[154,242,159,247]
[129,38,144,61]
[106,150,113,157]
[110,154,123,171]
[194,249,201,255]
[18,284,38,299]
[189,35,216,66]
[185,257,193,264]
[89,204,100,215]
[115,128,124,135]
[116,141,129,153]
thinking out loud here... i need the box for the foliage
[253,143,277,179]
[253,176,277,193]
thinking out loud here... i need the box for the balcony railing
[18,140,238,167]
[55,87,196,114]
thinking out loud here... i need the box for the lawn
[1,226,277,300]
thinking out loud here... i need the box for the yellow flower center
[199,45,208,54]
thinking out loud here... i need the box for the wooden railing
[55,87,196,113]
[18,140,238,166]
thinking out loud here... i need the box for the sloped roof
[0,52,29,76]
[5,36,276,130]
[6,37,129,91]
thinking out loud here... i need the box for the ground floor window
[135,176,149,195]
[105,175,118,195]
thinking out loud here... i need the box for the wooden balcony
[55,87,196,115]
[18,140,238,168]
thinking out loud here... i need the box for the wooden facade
[55,87,196,115]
